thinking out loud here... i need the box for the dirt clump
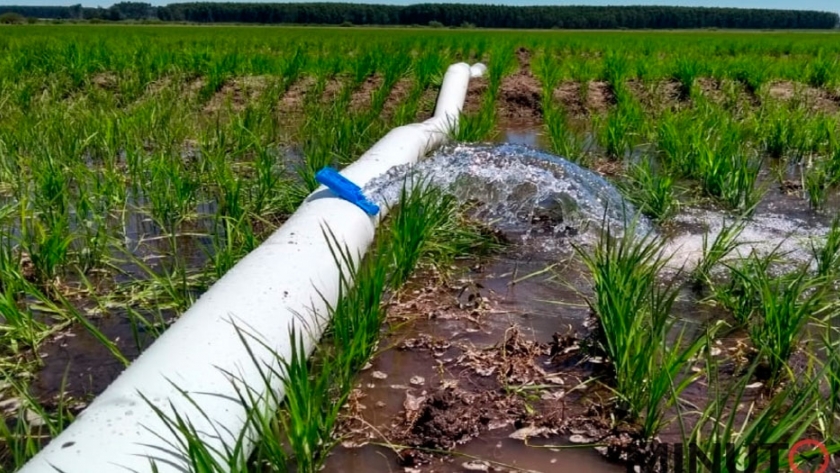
[279,76,314,114]
[350,74,384,110]
[204,75,269,113]
[498,73,542,121]
[382,77,414,119]
[767,80,839,113]
[396,387,521,453]
[90,72,118,91]
[587,81,614,113]
[462,77,488,114]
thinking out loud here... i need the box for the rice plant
[811,216,840,278]
[672,57,700,99]
[682,355,835,473]
[575,217,712,439]
[619,156,678,222]
[692,218,748,286]
[729,254,831,385]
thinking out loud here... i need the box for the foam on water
[365,143,829,270]
[663,209,827,273]
[365,143,644,243]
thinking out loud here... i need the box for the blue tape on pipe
[315,167,380,216]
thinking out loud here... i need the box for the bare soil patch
[278,75,315,115]
[554,81,586,116]
[462,77,489,115]
[382,77,414,120]
[321,76,344,103]
[498,73,542,122]
[767,80,840,113]
[496,47,543,123]
[586,81,614,114]
[204,75,269,113]
[350,74,385,110]
[90,72,118,91]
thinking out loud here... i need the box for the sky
[8,0,839,14]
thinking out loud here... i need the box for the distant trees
[0,11,25,23]
[0,2,837,29]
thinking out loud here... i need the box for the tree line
[1,2,838,29]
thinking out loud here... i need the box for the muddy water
[323,253,623,473]
[31,209,217,402]
[330,143,839,472]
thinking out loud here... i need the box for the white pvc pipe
[18,62,484,473]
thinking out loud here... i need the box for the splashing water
[365,144,648,242]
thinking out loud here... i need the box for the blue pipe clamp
[315,167,380,216]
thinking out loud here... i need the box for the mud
[498,74,542,122]
[326,250,619,472]
[462,77,489,115]
[278,76,315,114]
[497,48,542,123]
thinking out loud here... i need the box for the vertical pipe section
[18,62,483,473]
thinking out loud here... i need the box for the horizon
[4,0,839,15]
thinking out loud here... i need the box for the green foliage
[619,157,678,222]
[575,218,712,439]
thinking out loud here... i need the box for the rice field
[1,25,840,472]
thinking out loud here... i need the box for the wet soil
[325,251,621,473]
[497,48,542,124]
[463,77,489,115]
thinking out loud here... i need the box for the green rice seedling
[810,216,840,278]
[0,370,74,471]
[566,58,596,104]
[575,217,712,439]
[18,214,74,290]
[672,57,700,99]
[543,99,584,163]
[731,256,829,385]
[695,143,764,212]
[802,159,832,210]
[807,53,836,89]
[731,57,771,95]
[0,289,52,363]
[374,183,439,282]
[455,93,497,142]
[682,355,832,473]
[692,217,747,287]
[603,52,631,98]
[619,156,678,222]
[143,387,253,473]
[599,97,644,160]
[387,181,502,283]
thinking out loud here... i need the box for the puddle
[497,123,545,149]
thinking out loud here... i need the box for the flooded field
[1,26,839,472]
